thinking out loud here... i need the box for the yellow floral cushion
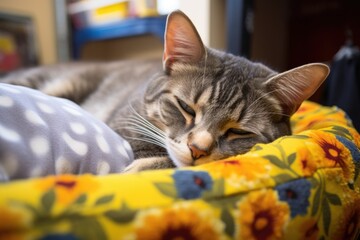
[0,101,359,240]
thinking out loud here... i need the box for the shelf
[72,15,167,59]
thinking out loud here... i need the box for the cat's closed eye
[177,98,196,117]
[225,128,255,139]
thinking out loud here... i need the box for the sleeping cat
[1,10,329,173]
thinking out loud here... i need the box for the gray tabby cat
[2,11,329,172]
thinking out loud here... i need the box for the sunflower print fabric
[0,101,359,240]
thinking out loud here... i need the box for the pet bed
[0,85,359,239]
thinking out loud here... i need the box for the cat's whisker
[127,105,167,137]
[132,123,178,150]
[115,104,170,149]
[119,126,167,148]
[120,123,166,144]
[166,138,179,148]
[129,118,165,136]
[124,136,166,148]
[119,125,165,142]
[121,118,166,138]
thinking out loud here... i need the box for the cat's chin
[167,149,193,167]
[165,141,193,167]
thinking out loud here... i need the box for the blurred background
[0,0,359,128]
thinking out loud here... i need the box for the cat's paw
[122,160,146,173]
[122,157,175,173]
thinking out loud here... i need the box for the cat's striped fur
[1,11,329,172]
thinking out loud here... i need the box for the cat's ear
[163,10,205,73]
[265,63,330,115]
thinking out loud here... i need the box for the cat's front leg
[123,156,176,173]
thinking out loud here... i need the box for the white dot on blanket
[96,134,110,153]
[62,132,88,156]
[55,156,73,174]
[25,110,46,126]
[70,122,86,135]
[36,102,55,114]
[97,160,110,175]
[123,141,132,152]
[117,144,130,158]
[29,136,49,156]
[0,124,21,142]
[92,122,103,134]
[0,95,14,107]
[62,105,82,116]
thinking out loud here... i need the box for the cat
[1,10,329,173]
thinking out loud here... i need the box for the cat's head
[145,10,329,167]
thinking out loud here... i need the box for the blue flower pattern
[275,178,311,218]
[173,170,213,199]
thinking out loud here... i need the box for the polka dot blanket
[0,83,133,181]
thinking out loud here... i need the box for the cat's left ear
[163,10,206,73]
[264,63,330,115]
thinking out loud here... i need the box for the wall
[0,0,56,65]
[179,0,226,50]
[251,0,289,71]
[179,0,211,46]
[209,0,226,50]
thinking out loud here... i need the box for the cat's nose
[188,143,209,160]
